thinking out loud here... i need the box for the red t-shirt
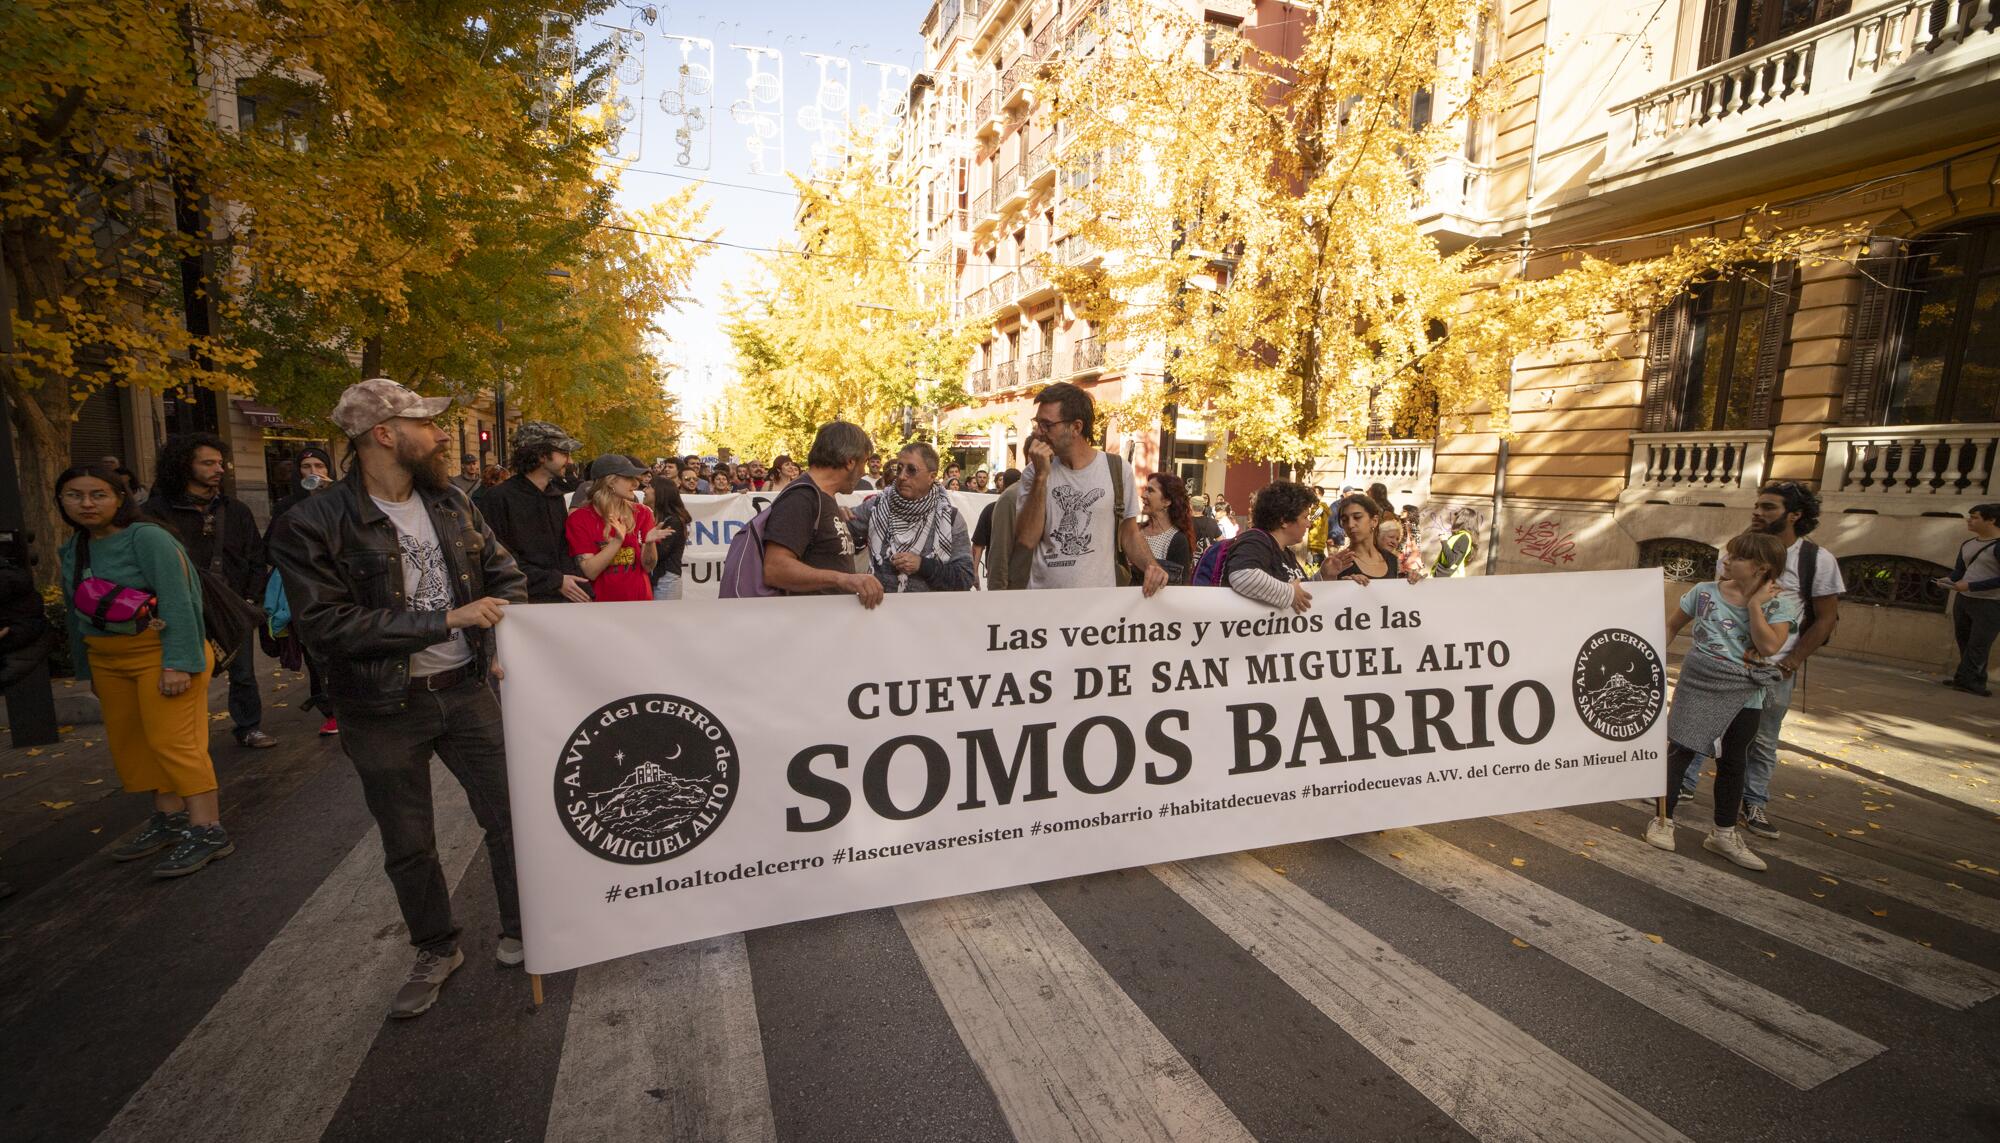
[565,503,655,602]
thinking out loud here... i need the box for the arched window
[1844,216,2000,426]
[1838,555,1951,613]
[1637,538,1717,584]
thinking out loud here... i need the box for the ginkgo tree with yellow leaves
[720,143,979,460]
[3,0,706,578]
[1043,0,1859,471]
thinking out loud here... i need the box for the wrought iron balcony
[1070,335,1105,373]
[994,359,1018,390]
[1024,349,1053,383]
[1015,261,1048,297]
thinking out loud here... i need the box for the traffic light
[479,428,491,444]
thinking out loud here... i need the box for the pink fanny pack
[72,577,158,628]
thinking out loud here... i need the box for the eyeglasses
[1031,417,1070,432]
[60,490,117,505]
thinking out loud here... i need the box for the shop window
[1838,554,1951,613]
[1638,538,1718,584]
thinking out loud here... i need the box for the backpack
[1795,539,1833,635]
[1192,528,1265,586]
[718,482,821,599]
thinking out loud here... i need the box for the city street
[2,654,1995,1143]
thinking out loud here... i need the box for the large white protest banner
[498,569,1667,974]
[677,489,996,597]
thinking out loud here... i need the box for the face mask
[299,473,326,492]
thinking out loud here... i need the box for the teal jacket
[60,522,207,680]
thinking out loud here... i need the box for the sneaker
[236,729,279,749]
[391,947,464,1019]
[318,717,340,737]
[1741,802,1780,839]
[496,936,525,967]
[152,824,235,878]
[1703,827,1768,871]
[1644,817,1676,852]
[113,811,189,862]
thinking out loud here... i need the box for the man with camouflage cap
[480,419,592,604]
[269,377,530,1019]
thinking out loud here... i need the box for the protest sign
[498,569,1667,974]
[678,489,995,597]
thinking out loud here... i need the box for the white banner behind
[676,490,996,597]
[499,569,1668,974]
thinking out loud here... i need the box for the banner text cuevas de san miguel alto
[499,569,1668,974]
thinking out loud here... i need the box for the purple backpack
[718,483,818,599]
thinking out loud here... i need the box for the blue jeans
[1742,671,1796,810]
[652,572,682,601]
[228,638,264,734]
[336,675,520,954]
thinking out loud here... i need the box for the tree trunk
[360,335,382,378]
[3,228,81,589]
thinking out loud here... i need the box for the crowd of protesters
[19,370,1995,1018]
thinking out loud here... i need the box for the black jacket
[478,473,581,603]
[144,489,265,597]
[268,468,528,716]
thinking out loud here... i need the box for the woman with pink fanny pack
[57,463,234,879]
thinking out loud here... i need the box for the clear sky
[593,0,926,447]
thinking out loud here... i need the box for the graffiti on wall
[1514,519,1578,565]
[1415,505,1486,547]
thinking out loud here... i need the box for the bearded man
[863,442,975,593]
[269,378,529,1020]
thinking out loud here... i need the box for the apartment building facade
[1426,0,2000,668]
[909,0,1289,502]
[918,0,1998,668]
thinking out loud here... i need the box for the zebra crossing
[4,767,1995,1143]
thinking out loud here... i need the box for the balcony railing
[1338,440,1436,507]
[1016,261,1047,296]
[974,87,995,128]
[994,359,1018,390]
[971,366,990,394]
[1025,349,1053,383]
[1070,335,1105,373]
[1001,57,1030,101]
[1623,430,1772,505]
[990,270,1018,304]
[1603,0,2000,186]
[1027,131,1055,182]
[1821,423,2000,511]
[963,285,991,317]
[1056,233,1097,263]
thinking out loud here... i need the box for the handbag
[69,533,159,629]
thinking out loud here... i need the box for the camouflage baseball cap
[515,420,583,454]
[330,377,454,438]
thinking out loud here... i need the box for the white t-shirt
[372,493,472,677]
[1018,452,1139,589]
[1776,538,1845,658]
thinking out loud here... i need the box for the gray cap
[331,378,454,438]
[515,420,583,455]
[586,453,646,480]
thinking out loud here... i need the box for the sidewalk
[1771,652,2000,819]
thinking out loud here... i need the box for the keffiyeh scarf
[867,484,957,573]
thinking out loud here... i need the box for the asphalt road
[2,696,1997,1143]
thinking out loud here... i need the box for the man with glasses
[1013,382,1169,596]
[145,432,276,748]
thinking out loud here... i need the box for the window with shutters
[1640,262,1795,433]
[1698,0,1852,68]
[1881,216,2000,426]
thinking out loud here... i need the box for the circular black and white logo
[1571,628,1666,741]
[554,695,737,865]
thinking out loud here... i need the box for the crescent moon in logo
[664,744,681,761]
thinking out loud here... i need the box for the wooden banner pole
[530,973,544,1007]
